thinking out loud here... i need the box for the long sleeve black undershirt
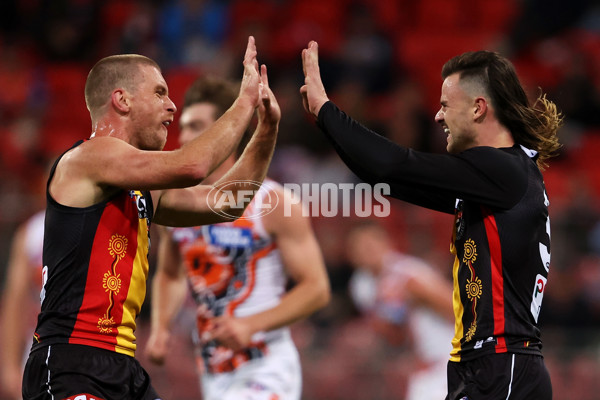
[317,101,529,214]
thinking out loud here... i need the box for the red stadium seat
[395,30,496,111]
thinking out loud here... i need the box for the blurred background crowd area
[1,0,600,399]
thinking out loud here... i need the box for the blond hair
[84,54,160,120]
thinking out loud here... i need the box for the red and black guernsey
[32,141,153,357]
[317,102,551,361]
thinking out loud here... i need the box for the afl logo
[207,180,279,220]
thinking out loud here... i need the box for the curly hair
[442,51,563,169]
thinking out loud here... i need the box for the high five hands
[245,38,329,121]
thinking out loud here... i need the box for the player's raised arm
[152,63,280,227]
[50,37,261,209]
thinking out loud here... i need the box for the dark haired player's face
[435,73,477,154]
[129,65,177,150]
[178,103,218,147]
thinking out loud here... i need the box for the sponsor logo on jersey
[454,199,465,240]
[62,394,106,400]
[530,274,546,323]
[208,225,253,248]
[474,336,496,349]
[130,190,150,221]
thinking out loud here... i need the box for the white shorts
[200,335,302,400]
[405,360,448,400]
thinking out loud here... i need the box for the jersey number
[530,191,550,323]
[40,265,48,304]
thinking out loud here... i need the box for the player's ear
[111,89,130,114]
[473,97,488,122]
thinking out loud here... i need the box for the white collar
[520,144,538,158]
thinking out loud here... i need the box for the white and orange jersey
[18,210,45,364]
[351,252,454,364]
[170,179,289,373]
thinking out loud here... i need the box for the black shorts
[446,353,552,400]
[22,344,161,400]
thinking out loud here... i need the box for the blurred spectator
[118,1,160,61]
[0,44,47,124]
[379,78,443,153]
[2,113,47,178]
[267,0,344,66]
[334,1,394,94]
[307,217,359,343]
[31,0,103,62]
[549,54,600,130]
[505,0,596,56]
[0,0,21,40]
[551,177,600,270]
[157,0,233,72]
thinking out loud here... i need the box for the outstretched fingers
[259,64,270,105]
[239,36,261,107]
[300,41,328,117]
[243,36,259,76]
[261,64,269,88]
[302,41,319,80]
[243,36,257,68]
[258,64,281,123]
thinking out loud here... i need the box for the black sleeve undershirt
[316,101,528,214]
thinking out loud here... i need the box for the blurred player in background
[0,210,44,400]
[145,75,330,400]
[347,220,454,400]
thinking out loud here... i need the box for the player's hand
[145,329,170,366]
[300,41,329,118]
[205,315,253,351]
[257,64,281,128]
[238,36,261,109]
